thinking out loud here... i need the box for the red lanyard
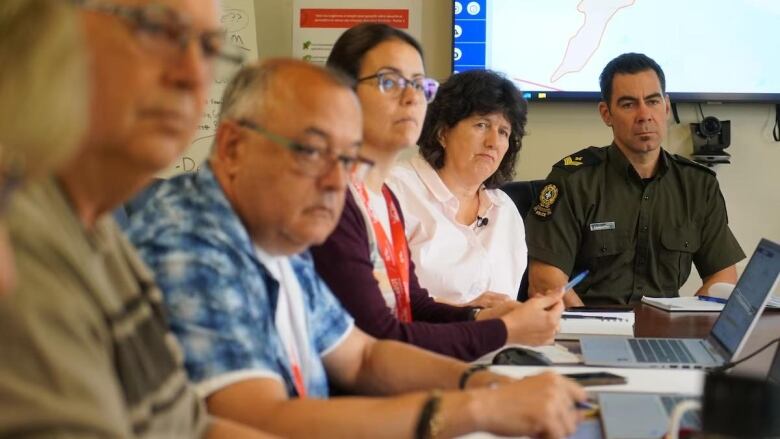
[276,261,307,398]
[353,182,413,322]
[287,342,307,398]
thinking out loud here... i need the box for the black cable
[711,337,780,373]
[671,102,680,124]
[773,104,779,142]
[697,103,705,120]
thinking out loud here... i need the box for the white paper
[641,296,724,312]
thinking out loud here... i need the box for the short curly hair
[418,70,526,188]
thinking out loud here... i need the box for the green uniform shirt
[525,144,745,304]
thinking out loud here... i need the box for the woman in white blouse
[388,69,527,307]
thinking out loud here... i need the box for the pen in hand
[563,270,590,292]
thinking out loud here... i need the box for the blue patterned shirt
[126,164,353,398]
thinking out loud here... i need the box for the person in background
[526,52,744,306]
[0,0,277,437]
[312,23,564,362]
[387,69,527,307]
[127,57,586,439]
[0,0,87,295]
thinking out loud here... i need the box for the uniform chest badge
[532,183,559,219]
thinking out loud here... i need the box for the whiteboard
[161,0,258,177]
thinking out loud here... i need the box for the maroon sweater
[311,189,507,361]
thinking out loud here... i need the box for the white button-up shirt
[387,154,527,305]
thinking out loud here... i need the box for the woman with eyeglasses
[312,23,563,361]
[385,70,528,308]
[0,0,87,295]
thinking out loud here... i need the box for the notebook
[557,310,635,339]
[641,296,724,312]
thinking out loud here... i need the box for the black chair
[499,180,546,301]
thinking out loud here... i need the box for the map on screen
[453,0,780,101]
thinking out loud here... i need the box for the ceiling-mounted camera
[690,116,731,166]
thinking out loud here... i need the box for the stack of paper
[641,296,724,312]
[557,310,635,339]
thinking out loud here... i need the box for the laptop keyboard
[660,396,702,428]
[628,338,697,364]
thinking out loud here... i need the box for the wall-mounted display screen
[452,0,780,102]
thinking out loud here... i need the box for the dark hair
[326,22,424,80]
[418,70,527,188]
[599,52,666,105]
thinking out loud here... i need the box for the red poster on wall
[300,8,410,29]
[293,1,421,66]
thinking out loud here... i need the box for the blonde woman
[0,0,87,294]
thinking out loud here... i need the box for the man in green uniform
[525,53,745,306]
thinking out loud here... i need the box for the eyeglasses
[357,71,440,103]
[236,119,374,181]
[71,0,244,68]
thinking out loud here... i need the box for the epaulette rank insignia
[553,148,601,172]
[532,183,560,220]
[563,156,584,167]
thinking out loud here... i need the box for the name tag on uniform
[589,221,616,231]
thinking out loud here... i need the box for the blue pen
[564,270,590,291]
[576,400,596,410]
[698,295,727,304]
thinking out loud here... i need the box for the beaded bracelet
[415,389,443,439]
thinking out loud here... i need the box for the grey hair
[218,62,272,123]
[218,59,356,124]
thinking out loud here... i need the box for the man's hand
[563,290,584,308]
[473,372,586,439]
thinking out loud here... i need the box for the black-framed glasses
[71,0,244,67]
[357,71,440,103]
[236,119,374,181]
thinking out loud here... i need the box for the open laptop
[580,238,780,369]
[598,343,780,439]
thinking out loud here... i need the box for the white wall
[253,0,780,293]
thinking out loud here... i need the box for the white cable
[667,399,702,439]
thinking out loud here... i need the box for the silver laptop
[580,238,780,369]
[599,343,780,439]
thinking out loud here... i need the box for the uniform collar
[607,143,671,183]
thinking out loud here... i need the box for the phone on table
[564,372,627,386]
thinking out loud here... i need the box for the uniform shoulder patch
[671,154,716,176]
[552,146,603,173]
[531,182,561,220]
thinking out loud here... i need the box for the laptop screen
[710,239,780,356]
